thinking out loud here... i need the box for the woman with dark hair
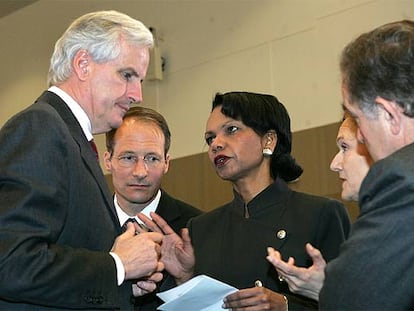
[140,91,351,310]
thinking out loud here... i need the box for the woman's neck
[233,174,274,204]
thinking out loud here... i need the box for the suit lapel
[156,190,180,224]
[36,91,117,222]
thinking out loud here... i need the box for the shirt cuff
[109,252,125,286]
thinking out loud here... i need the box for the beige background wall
[2,0,414,159]
[0,0,409,220]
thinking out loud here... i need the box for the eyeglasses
[114,153,163,169]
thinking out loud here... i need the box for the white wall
[1,0,414,166]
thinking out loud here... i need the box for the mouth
[116,102,130,115]
[214,155,230,168]
[128,183,150,189]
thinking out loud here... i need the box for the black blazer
[188,179,351,310]
[134,190,202,310]
[0,91,134,310]
[320,143,414,310]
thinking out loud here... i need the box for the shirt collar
[48,86,93,141]
[113,190,161,226]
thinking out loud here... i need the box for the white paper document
[157,274,238,310]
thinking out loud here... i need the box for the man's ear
[163,153,170,174]
[103,151,112,171]
[375,96,403,135]
[73,49,90,80]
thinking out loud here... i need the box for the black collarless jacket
[189,178,351,310]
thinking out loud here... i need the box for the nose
[210,136,224,153]
[132,158,148,178]
[330,151,343,172]
[127,81,143,103]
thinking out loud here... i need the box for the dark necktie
[89,139,99,160]
[121,218,138,232]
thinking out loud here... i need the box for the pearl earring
[263,147,273,156]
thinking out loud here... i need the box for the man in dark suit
[319,20,414,310]
[0,11,164,310]
[104,106,202,310]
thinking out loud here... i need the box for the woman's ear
[262,131,277,154]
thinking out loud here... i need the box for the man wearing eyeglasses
[104,106,202,310]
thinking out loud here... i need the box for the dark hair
[212,91,303,182]
[341,20,414,118]
[106,106,171,158]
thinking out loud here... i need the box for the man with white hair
[0,10,164,310]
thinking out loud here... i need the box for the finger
[155,261,164,272]
[150,212,176,235]
[133,280,157,296]
[228,287,259,300]
[122,222,137,237]
[223,288,261,308]
[306,243,327,266]
[137,213,162,233]
[266,247,279,262]
[266,248,286,269]
[180,228,193,247]
[133,221,151,234]
[267,246,280,259]
[144,231,163,243]
[277,259,303,278]
[132,284,147,297]
[147,271,164,283]
[287,256,296,265]
[181,228,190,241]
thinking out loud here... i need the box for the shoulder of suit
[160,190,202,214]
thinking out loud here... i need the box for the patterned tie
[89,139,99,160]
[121,218,138,233]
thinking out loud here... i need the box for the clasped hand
[111,222,164,296]
[137,212,195,285]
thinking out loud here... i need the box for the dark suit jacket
[134,190,202,310]
[0,91,134,310]
[320,143,414,310]
[188,179,351,310]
